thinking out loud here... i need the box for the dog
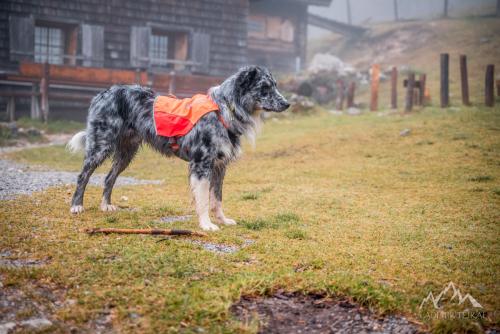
[67,65,290,231]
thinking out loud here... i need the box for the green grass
[16,117,85,134]
[1,106,499,333]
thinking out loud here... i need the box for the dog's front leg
[190,173,219,231]
[210,164,237,226]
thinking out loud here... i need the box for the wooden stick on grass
[84,228,208,237]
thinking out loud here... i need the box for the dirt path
[232,292,423,334]
[0,135,162,200]
[0,158,162,200]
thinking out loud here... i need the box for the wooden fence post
[336,80,345,110]
[347,82,356,108]
[40,62,50,123]
[440,53,450,108]
[391,67,398,109]
[405,72,415,112]
[485,64,495,107]
[419,74,427,106]
[459,55,470,106]
[370,64,380,111]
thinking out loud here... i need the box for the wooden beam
[308,13,367,37]
[7,96,15,122]
[40,63,49,123]
[394,0,399,21]
[31,83,41,120]
[346,0,352,25]
[460,55,470,106]
[485,65,495,107]
[440,53,450,108]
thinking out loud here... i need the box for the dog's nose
[282,101,291,109]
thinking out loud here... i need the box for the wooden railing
[0,62,223,121]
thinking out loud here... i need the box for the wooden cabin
[0,0,331,121]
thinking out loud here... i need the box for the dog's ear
[235,66,259,92]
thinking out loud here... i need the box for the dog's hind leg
[210,164,236,226]
[70,148,111,214]
[189,162,219,231]
[101,136,140,211]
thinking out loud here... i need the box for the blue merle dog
[67,65,290,231]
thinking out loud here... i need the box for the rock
[400,129,411,137]
[0,322,16,334]
[120,195,129,201]
[6,123,18,136]
[159,215,192,224]
[479,37,491,44]
[20,318,52,330]
[329,110,343,116]
[26,127,42,137]
[128,312,141,320]
[308,54,356,77]
[347,107,362,116]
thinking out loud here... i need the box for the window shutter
[130,26,151,68]
[192,32,211,74]
[9,15,34,62]
[82,24,104,67]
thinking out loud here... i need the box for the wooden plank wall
[247,1,307,73]
[0,0,248,76]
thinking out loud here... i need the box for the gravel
[190,239,254,254]
[159,215,193,223]
[0,159,162,200]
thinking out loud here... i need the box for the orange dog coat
[153,94,223,138]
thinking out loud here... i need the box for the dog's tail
[66,131,86,154]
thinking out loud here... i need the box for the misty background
[309,0,497,38]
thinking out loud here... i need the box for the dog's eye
[261,84,271,93]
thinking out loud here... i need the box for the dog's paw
[200,220,220,231]
[222,218,237,226]
[70,205,84,214]
[100,203,117,212]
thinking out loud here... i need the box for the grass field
[1,104,499,333]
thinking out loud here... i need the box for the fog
[309,0,497,38]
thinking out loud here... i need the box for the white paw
[101,204,117,212]
[70,205,84,214]
[222,218,237,226]
[200,220,220,231]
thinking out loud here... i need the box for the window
[248,16,266,38]
[35,26,64,64]
[149,30,188,70]
[149,34,169,66]
[248,15,295,42]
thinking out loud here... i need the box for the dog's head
[233,66,290,113]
